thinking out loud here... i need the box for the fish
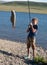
[10,10,16,29]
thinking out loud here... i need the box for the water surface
[0,11,47,49]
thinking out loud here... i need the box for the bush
[34,56,47,63]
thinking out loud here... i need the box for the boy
[26,18,38,59]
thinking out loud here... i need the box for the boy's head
[32,18,38,25]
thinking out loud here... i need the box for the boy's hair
[32,18,38,22]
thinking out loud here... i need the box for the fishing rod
[27,0,31,23]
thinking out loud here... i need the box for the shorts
[27,37,36,49]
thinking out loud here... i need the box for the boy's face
[32,19,38,25]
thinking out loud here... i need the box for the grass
[0,1,47,14]
[34,56,47,63]
[3,1,47,9]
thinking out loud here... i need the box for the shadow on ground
[0,50,47,65]
[0,50,15,57]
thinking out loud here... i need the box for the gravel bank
[0,39,47,65]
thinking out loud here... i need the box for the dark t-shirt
[28,25,38,38]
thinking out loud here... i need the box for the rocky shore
[0,39,47,65]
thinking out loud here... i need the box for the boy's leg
[31,38,36,59]
[27,47,29,56]
[25,37,31,59]
[32,43,36,59]
[27,43,30,58]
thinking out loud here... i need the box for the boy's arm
[27,24,31,32]
[27,27,29,32]
[30,25,37,33]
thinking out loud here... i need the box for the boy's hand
[29,23,32,27]
[30,23,32,26]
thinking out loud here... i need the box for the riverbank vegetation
[0,1,47,14]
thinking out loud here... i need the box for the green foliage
[34,56,47,63]
[2,1,47,8]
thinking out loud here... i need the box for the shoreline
[0,39,47,65]
[0,5,47,14]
